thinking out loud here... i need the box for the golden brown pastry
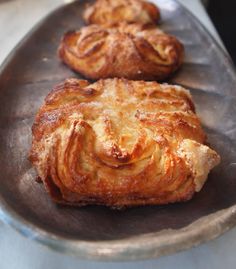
[58,23,184,81]
[83,0,161,26]
[29,78,220,208]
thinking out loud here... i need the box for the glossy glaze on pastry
[58,23,184,81]
[29,78,220,208]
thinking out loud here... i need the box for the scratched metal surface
[0,0,236,261]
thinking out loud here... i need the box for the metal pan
[0,0,236,261]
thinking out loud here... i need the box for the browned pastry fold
[29,78,220,208]
[58,23,184,81]
[83,0,161,26]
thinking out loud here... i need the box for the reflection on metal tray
[0,0,235,261]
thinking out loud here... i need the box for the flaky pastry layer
[83,0,161,26]
[30,78,220,208]
[58,23,184,81]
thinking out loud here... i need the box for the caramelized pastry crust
[83,0,161,26]
[29,78,220,208]
[58,23,184,81]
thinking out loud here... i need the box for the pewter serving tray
[0,0,236,261]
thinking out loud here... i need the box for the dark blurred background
[206,0,236,64]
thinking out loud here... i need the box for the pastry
[58,23,184,80]
[83,0,161,26]
[29,78,220,208]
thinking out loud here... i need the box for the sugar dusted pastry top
[58,23,184,81]
[84,0,161,26]
[29,78,220,207]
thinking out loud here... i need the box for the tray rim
[0,0,236,261]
